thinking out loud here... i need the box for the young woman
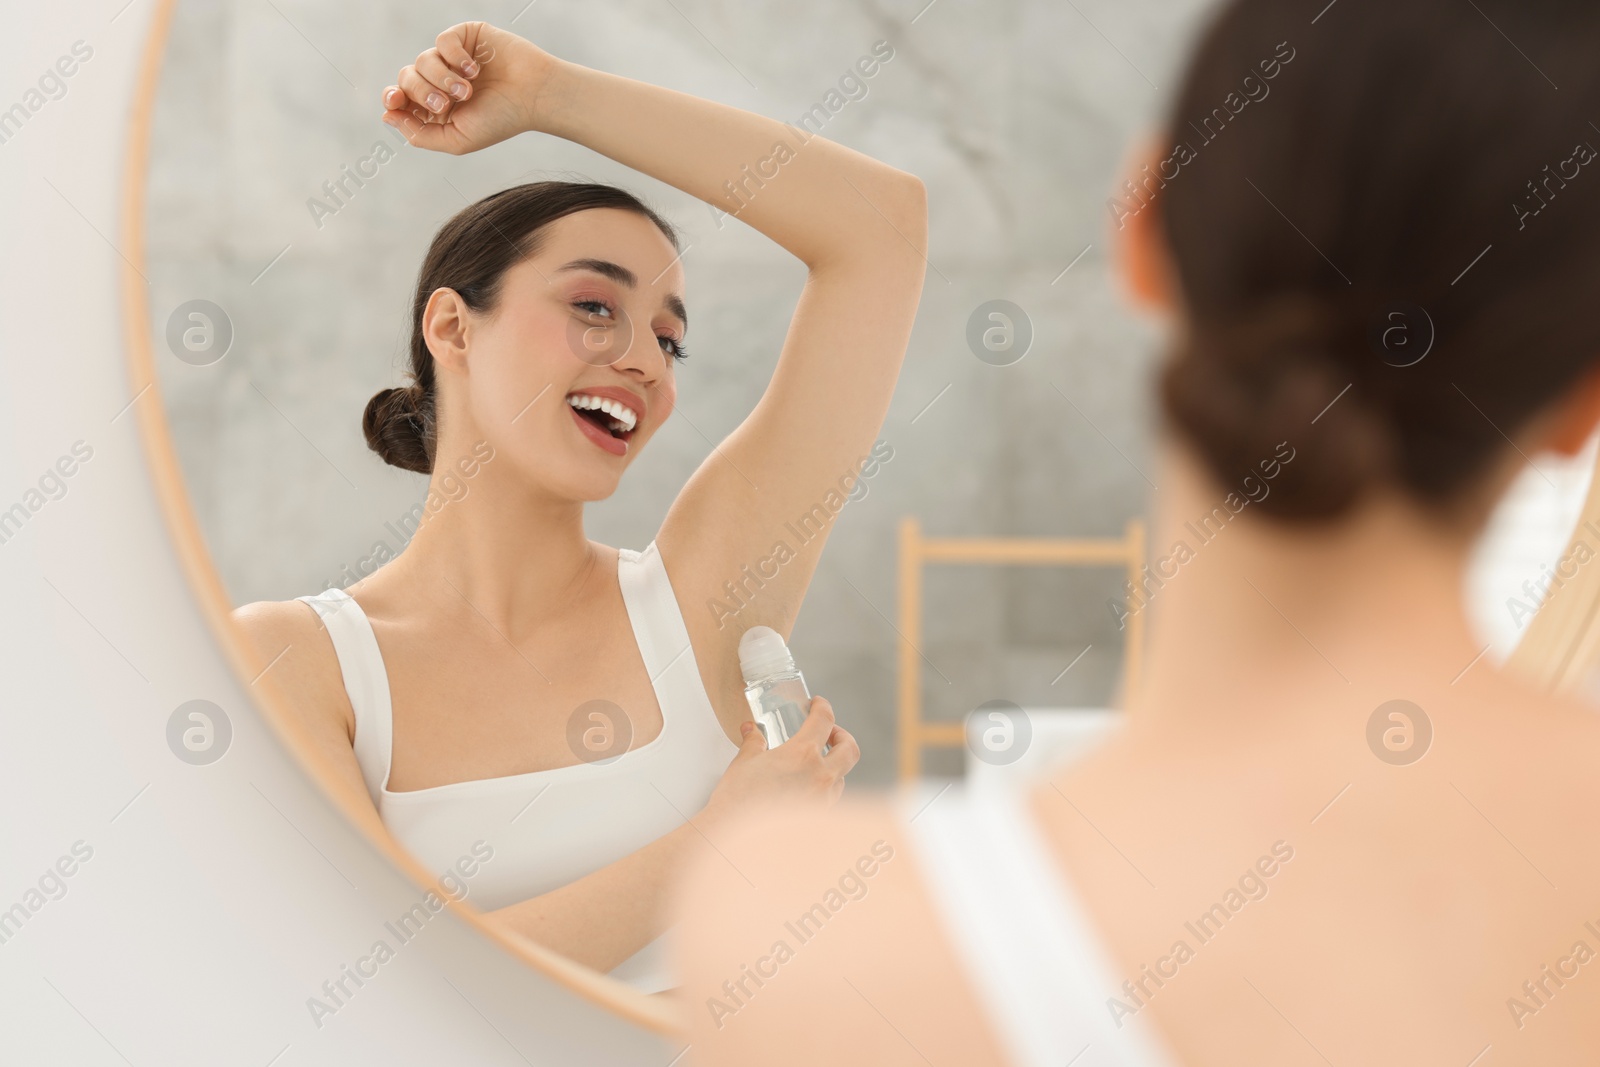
[676,0,1600,1060]
[233,22,926,992]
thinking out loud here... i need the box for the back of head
[1158,0,1600,520]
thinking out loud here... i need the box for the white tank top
[297,540,740,994]
[902,785,1180,1067]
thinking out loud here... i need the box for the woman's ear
[1538,363,1600,457]
[1110,136,1180,317]
[422,287,472,374]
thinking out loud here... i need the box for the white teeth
[567,393,638,433]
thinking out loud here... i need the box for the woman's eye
[658,335,689,362]
[574,299,613,319]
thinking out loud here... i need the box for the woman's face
[446,207,687,502]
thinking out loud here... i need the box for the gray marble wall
[147,0,1214,783]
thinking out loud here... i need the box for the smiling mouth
[566,392,640,443]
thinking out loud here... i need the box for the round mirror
[129,0,1600,1053]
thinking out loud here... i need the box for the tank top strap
[900,785,1179,1067]
[296,587,393,806]
[617,540,699,694]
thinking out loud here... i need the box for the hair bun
[362,385,435,474]
[1161,296,1393,519]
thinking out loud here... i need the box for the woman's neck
[1131,448,1489,739]
[371,445,602,632]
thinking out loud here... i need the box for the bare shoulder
[231,597,354,743]
[1473,680,1600,787]
[1472,682,1600,864]
[230,597,393,842]
[232,596,321,643]
[671,795,1007,1067]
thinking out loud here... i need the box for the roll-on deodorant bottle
[738,626,811,748]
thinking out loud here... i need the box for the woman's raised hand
[381,22,557,155]
[702,697,861,824]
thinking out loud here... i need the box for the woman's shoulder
[232,594,321,636]
[231,595,356,743]
[1462,674,1600,782]
[674,794,1009,1065]
[231,595,332,661]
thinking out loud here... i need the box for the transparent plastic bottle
[739,626,811,749]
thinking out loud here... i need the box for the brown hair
[1157,0,1600,519]
[363,181,679,473]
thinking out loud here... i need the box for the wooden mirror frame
[121,0,1600,1039]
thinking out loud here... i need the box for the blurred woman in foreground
[673,0,1600,1061]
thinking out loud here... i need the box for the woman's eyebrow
[556,257,636,287]
[555,257,688,330]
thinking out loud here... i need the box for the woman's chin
[561,464,627,503]
[577,480,623,503]
[486,448,625,505]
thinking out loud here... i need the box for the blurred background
[144,0,1595,786]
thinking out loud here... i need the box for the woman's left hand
[381,22,557,155]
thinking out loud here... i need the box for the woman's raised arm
[383,22,929,682]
